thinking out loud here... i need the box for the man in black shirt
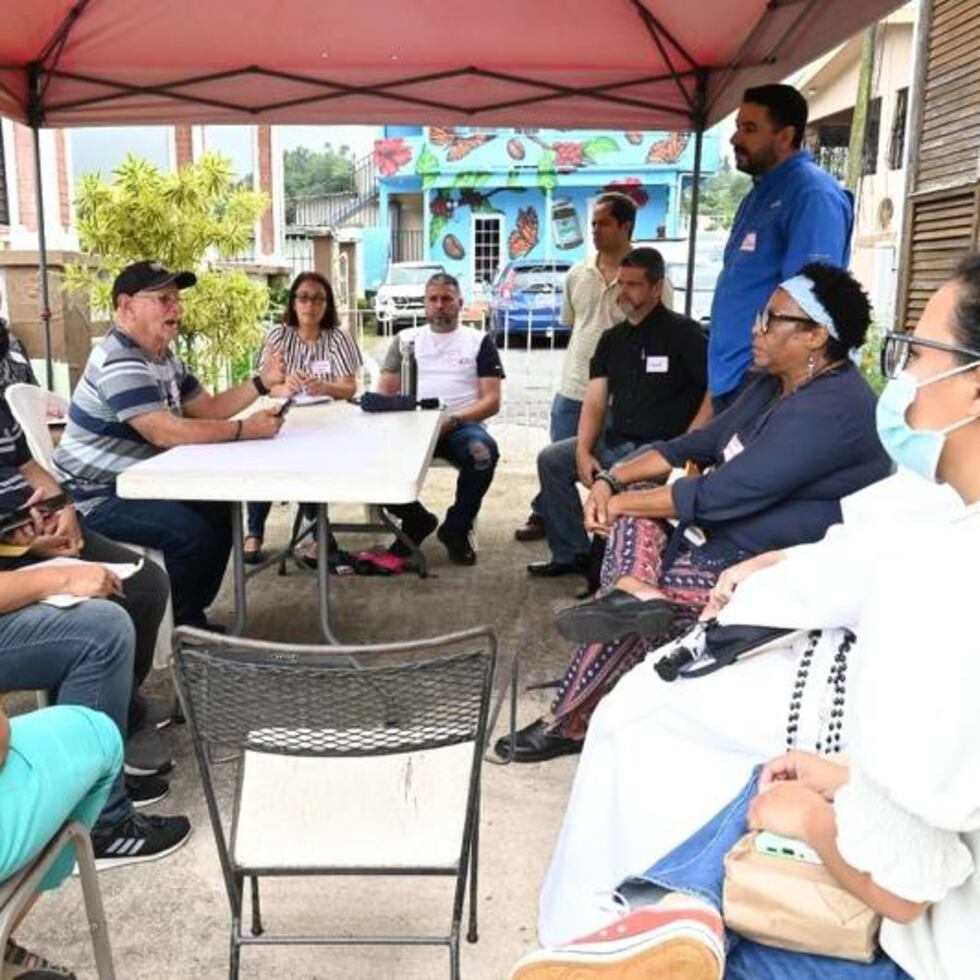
[528,248,708,577]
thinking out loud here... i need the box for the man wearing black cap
[54,260,285,630]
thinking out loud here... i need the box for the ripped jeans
[387,421,499,535]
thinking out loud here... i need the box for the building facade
[369,124,720,298]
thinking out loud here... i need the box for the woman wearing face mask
[243,272,362,564]
[512,254,980,980]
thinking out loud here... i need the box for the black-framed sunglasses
[879,331,980,380]
[754,308,817,335]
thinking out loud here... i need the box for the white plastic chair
[5,383,174,669]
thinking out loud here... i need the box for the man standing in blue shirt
[709,84,853,413]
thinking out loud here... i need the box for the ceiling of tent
[0,0,905,131]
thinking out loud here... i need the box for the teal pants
[0,705,122,891]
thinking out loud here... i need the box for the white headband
[779,274,840,341]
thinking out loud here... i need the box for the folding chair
[172,625,499,980]
[5,383,175,670]
[0,820,115,979]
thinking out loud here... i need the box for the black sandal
[243,535,264,565]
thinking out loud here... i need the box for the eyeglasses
[134,291,181,308]
[880,331,980,380]
[295,293,327,305]
[754,308,816,335]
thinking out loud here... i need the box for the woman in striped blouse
[244,271,362,563]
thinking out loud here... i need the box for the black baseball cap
[112,261,197,308]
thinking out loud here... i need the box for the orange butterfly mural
[429,125,496,161]
[508,206,539,260]
[646,132,690,164]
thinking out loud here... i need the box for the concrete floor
[14,422,595,980]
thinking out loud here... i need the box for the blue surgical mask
[876,364,980,482]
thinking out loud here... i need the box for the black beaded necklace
[784,628,853,755]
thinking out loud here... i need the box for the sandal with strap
[4,940,78,978]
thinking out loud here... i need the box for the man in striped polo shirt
[54,261,285,630]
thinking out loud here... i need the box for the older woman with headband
[498,262,891,763]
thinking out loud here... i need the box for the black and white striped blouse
[260,323,362,380]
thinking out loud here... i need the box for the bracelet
[593,470,624,494]
[252,375,269,396]
[233,420,243,441]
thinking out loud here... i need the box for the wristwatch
[593,469,624,494]
[252,375,269,396]
[447,414,462,430]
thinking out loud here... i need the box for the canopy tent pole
[683,70,708,319]
[28,62,54,390]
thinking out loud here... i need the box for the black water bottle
[400,339,418,403]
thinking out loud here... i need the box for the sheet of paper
[13,556,144,608]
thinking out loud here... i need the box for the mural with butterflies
[370,124,719,298]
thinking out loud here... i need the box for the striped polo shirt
[53,325,202,513]
[260,323,362,379]
[0,399,33,514]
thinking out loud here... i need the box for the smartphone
[754,831,822,865]
[276,396,296,418]
[0,492,70,536]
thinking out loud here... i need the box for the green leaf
[582,136,619,157]
[429,214,448,247]
[452,171,491,188]
[506,169,522,188]
[537,150,557,192]
[415,145,439,189]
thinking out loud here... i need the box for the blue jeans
[530,394,582,518]
[627,772,911,979]
[84,496,232,627]
[0,706,122,890]
[0,599,134,827]
[537,432,639,563]
[387,422,499,536]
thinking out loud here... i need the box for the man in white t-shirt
[378,273,504,565]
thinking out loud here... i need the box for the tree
[681,160,751,230]
[283,144,355,200]
[64,152,270,386]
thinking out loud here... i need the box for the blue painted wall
[366,127,720,296]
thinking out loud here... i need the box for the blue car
[490,260,572,340]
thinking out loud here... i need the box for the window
[472,215,502,287]
[861,97,882,177]
[888,87,909,171]
[805,121,850,182]
[0,126,9,225]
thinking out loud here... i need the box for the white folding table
[116,401,442,641]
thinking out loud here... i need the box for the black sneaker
[389,507,439,558]
[125,773,170,809]
[90,812,191,870]
[437,525,477,565]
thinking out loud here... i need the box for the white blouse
[834,502,980,980]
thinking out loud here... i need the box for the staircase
[288,153,379,229]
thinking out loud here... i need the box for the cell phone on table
[754,830,822,865]
[0,492,70,536]
[276,396,296,418]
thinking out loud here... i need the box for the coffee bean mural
[442,233,466,260]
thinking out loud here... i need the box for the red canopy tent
[0,0,905,382]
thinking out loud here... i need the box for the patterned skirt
[550,515,730,739]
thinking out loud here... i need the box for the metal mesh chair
[172,625,498,980]
[0,820,115,979]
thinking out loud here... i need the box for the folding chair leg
[71,824,116,980]
[467,793,480,944]
[278,508,306,576]
[228,927,241,980]
[449,937,461,980]
[249,876,263,936]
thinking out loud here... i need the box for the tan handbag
[722,832,881,963]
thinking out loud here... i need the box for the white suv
[374,261,447,332]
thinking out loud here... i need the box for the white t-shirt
[382,324,504,414]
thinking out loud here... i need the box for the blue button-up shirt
[708,150,853,396]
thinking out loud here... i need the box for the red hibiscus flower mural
[601,177,649,207]
[373,137,413,176]
[553,141,585,168]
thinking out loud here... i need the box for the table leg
[316,504,339,644]
[231,501,247,635]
